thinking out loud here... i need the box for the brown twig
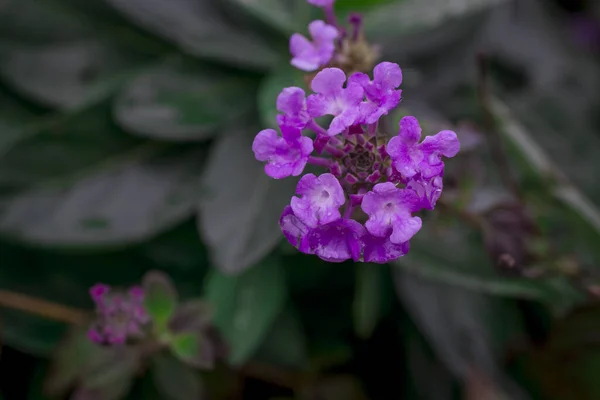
[0,289,89,325]
[476,52,522,200]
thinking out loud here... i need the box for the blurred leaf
[104,0,280,69]
[392,221,578,312]
[45,328,98,397]
[224,0,312,35]
[363,0,507,58]
[353,263,383,340]
[142,270,178,333]
[253,307,308,368]
[0,39,148,109]
[0,88,44,155]
[114,56,257,141]
[526,305,600,400]
[258,65,306,128]
[169,299,212,333]
[0,145,208,247]
[297,375,368,400]
[169,332,215,369]
[205,257,287,365]
[393,269,530,399]
[152,352,205,400]
[72,345,139,400]
[197,122,297,274]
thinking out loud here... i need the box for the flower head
[290,173,345,228]
[254,53,460,264]
[387,116,460,179]
[252,124,314,179]
[306,68,364,136]
[88,284,150,345]
[361,182,422,244]
[350,62,402,124]
[290,20,339,72]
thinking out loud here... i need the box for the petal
[305,219,364,262]
[390,216,422,244]
[290,33,313,58]
[348,72,370,88]
[276,87,306,116]
[280,205,310,250]
[306,94,331,118]
[309,20,339,42]
[280,124,302,143]
[328,108,359,136]
[311,68,346,96]
[420,130,460,158]
[90,283,110,303]
[307,0,335,8]
[398,116,422,144]
[363,234,409,263]
[373,62,402,89]
[318,173,345,205]
[265,162,296,179]
[387,136,421,178]
[252,129,279,161]
[343,82,365,105]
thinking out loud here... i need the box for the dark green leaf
[104,0,280,69]
[258,65,306,128]
[0,144,207,247]
[114,56,257,141]
[253,307,308,368]
[353,263,383,339]
[152,352,205,400]
[169,332,215,369]
[142,270,178,332]
[197,122,297,274]
[0,88,44,155]
[205,257,287,365]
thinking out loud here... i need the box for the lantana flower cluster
[88,283,150,345]
[252,0,460,263]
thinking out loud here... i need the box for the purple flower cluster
[252,0,460,264]
[88,284,150,345]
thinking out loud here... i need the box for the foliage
[0,0,599,399]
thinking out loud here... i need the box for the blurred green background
[0,0,599,398]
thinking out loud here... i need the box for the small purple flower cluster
[252,0,460,263]
[88,283,150,345]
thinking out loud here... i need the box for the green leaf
[258,65,307,128]
[253,307,308,368]
[205,257,287,365]
[142,270,178,332]
[0,88,45,155]
[197,122,297,274]
[169,332,214,369]
[353,263,383,339]
[104,0,280,69]
[114,56,257,141]
[152,352,205,400]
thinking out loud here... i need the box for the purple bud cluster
[88,283,150,345]
[252,0,460,263]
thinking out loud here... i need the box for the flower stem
[343,203,355,219]
[308,156,333,168]
[325,144,345,157]
[368,122,378,136]
[324,5,338,27]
